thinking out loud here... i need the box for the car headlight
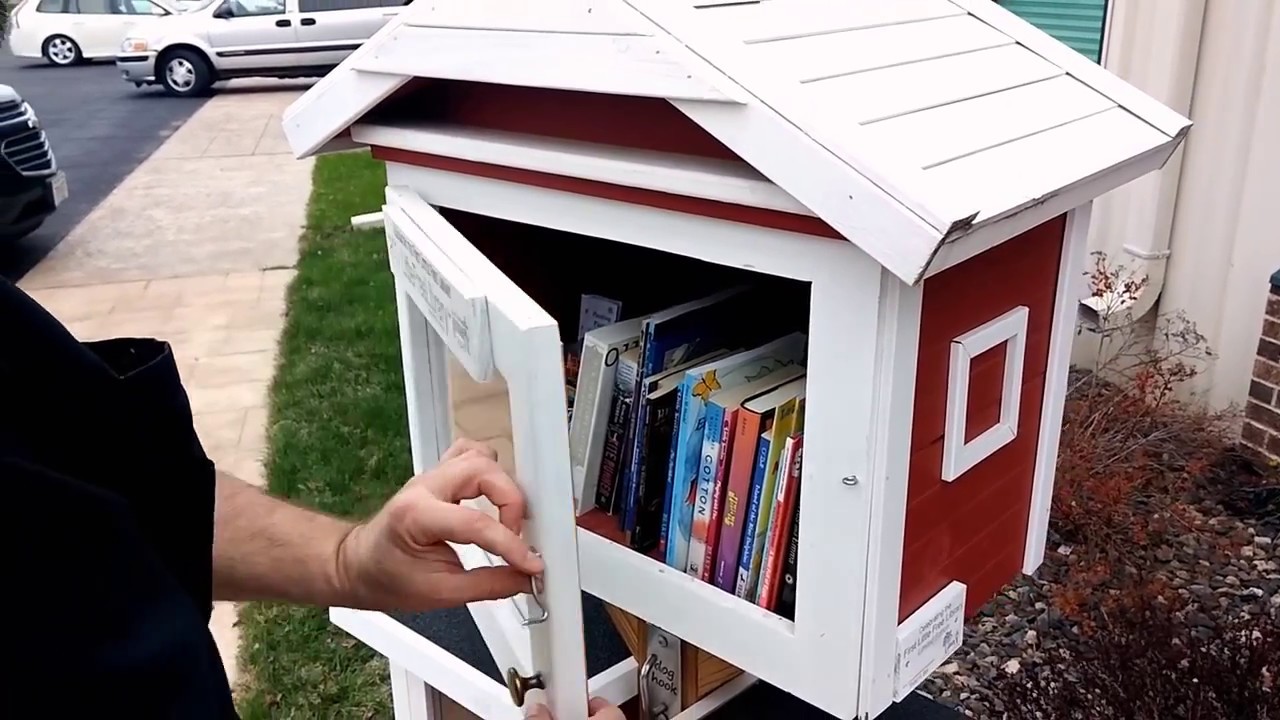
[20,102,35,125]
[121,37,149,53]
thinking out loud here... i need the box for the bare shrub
[993,585,1280,720]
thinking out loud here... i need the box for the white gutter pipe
[1079,0,1206,327]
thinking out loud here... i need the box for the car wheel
[43,35,82,66]
[158,49,214,97]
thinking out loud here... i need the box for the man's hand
[334,440,546,611]
[525,697,624,720]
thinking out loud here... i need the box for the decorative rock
[1000,659,1022,675]
[1255,535,1274,548]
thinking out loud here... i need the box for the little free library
[283,1,1192,718]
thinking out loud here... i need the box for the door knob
[505,667,545,707]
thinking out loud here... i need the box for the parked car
[5,0,180,66]
[0,84,66,242]
[115,0,407,97]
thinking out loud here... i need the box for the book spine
[700,408,735,583]
[758,436,800,610]
[631,391,678,552]
[623,393,656,533]
[686,401,724,578]
[776,442,804,621]
[713,407,756,592]
[657,393,682,558]
[663,380,696,569]
[595,354,638,513]
[734,434,772,599]
[622,331,657,522]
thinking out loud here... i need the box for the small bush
[993,586,1280,720]
[1050,253,1232,592]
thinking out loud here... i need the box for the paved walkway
[19,79,315,690]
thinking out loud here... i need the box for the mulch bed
[918,448,1280,719]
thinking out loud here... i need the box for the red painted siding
[402,81,742,161]
[899,216,1066,621]
[372,146,844,240]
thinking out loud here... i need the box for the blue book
[734,429,773,599]
[619,288,746,531]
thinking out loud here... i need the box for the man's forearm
[212,470,355,606]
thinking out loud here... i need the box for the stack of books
[569,288,807,619]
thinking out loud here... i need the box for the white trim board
[353,122,810,215]
[384,162,852,283]
[942,306,1030,483]
[1023,202,1092,573]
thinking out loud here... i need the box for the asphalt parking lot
[0,52,207,281]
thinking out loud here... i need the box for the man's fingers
[524,704,553,720]
[439,565,531,605]
[428,453,527,534]
[587,697,625,718]
[424,502,544,575]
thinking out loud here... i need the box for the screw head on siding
[842,475,859,486]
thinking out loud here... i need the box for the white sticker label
[387,217,493,382]
[894,580,965,701]
[577,294,622,343]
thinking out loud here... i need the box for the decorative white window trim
[942,306,1030,482]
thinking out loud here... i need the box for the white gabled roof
[283,0,1191,285]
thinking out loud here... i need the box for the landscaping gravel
[917,493,1279,719]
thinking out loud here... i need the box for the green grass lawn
[236,150,405,719]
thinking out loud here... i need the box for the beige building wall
[1077,0,1280,410]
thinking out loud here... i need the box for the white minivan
[6,0,181,66]
[114,0,406,97]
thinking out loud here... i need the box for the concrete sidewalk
[19,79,315,689]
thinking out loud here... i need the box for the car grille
[0,100,26,125]
[2,129,56,176]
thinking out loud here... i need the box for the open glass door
[384,185,590,719]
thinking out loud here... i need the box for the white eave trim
[351,122,815,217]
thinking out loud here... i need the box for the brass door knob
[506,667,545,706]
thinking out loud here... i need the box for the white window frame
[941,306,1029,482]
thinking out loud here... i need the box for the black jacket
[1,277,236,718]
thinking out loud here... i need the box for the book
[698,408,735,582]
[711,369,805,592]
[669,333,807,574]
[735,429,773,599]
[624,350,733,545]
[596,346,641,514]
[623,288,750,552]
[758,431,803,610]
[735,377,807,600]
[776,442,804,621]
[570,317,645,512]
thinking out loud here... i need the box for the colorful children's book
[735,429,774,599]
[625,350,733,547]
[776,441,804,621]
[758,430,803,610]
[710,369,805,592]
[669,333,807,574]
[698,409,736,582]
[735,377,807,600]
[570,317,645,512]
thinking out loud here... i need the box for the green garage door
[1001,0,1108,62]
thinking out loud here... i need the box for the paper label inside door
[387,216,494,382]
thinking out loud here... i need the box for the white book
[569,316,645,514]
